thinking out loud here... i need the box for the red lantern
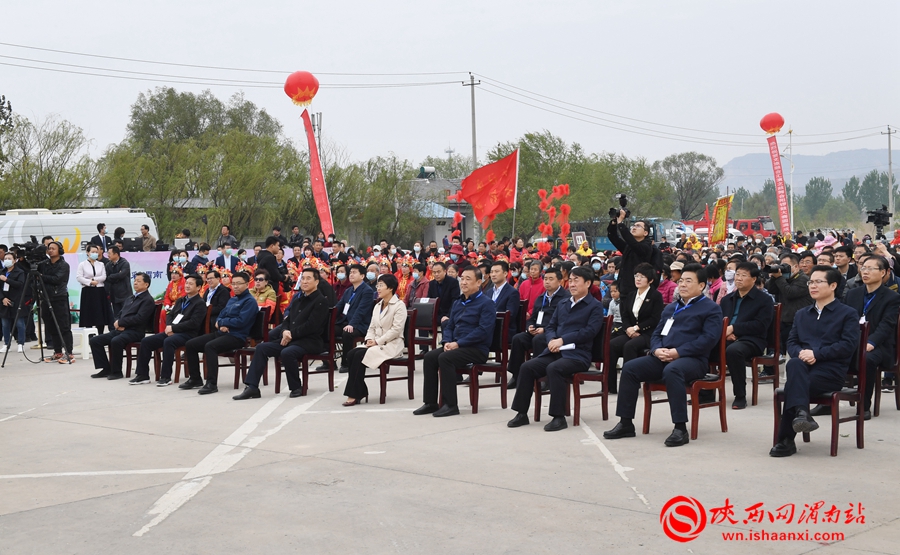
[759,112,784,134]
[284,71,319,106]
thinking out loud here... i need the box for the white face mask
[724,269,735,281]
[390,248,397,255]
[336,272,346,281]
[438,248,445,254]
[412,272,420,280]
[414,246,421,252]
[2,260,12,269]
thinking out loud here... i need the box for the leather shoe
[507,413,529,428]
[197,382,218,395]
[90,370,110,379]
[792,409,819,434]
[809,404,831,416]
[178,378,203,390]
[338,366,349,374]
[732,397,747,410]
[433,404,460,417]
[769,438,797,457]
[413,403,439,415]
[507,377,517,390]
[289,388,304,398]
[664,428,690,447]
[543,416,567,432]
[540,381,549,393]
[864,410,872,421]
[603,421,636,439]
[107,372,124,380]
[233,386,261,400]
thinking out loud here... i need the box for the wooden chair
[160,305,213,384]
[124,302,163,378]
[518,299,529,338]
[773,322,868,456]
[456,311,510,414]
[750,303,782,406]
[274,307,339,396]
[641,318,729,441]
[411,298,439,358]
[232,307,272,389]
[364,308,417,404]
[873,312,900,417]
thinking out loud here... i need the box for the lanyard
[673,296,701,317]
[461,291,483,306]
[863,293,876,315]
[181,298,190,311]
[207,287,216,301]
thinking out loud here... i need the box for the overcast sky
[2,0,896,171]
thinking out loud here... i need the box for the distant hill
[721,148,892,195]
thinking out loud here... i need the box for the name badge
[206,301,211,307]
[343,304,350,315]
[172,314,184,324]
[859,316,867,324]
[661,318,674,336]
[2,283,8,292]
[418,298,429,303]
[536,311,544,325]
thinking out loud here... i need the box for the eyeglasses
[859,266,884,273]
[255,278,266,282]
[807,280,828,287]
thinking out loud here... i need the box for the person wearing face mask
[167,250,189,281]
[0,252,28,353]
[333,264,351,300]
[186,244,211,275]
[508,262,523,286]
[76,244,113,335]
[413,241,427,264]
[405,263,430,306]
[215,243,239,272]
[716,259,739,304]
[333,265,376,373]
[518,260,546,319]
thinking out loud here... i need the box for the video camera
[13,235,48,268]
[766,263,792,276]
[609,194,631,219]
[866,205,892,239]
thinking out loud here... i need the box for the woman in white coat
[342,274,407,406]
[76,244,113,334]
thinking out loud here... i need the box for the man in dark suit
[604,263,723,447]
[215,246,239,272]
[255,236,288,292]
[89,273,155,380]
[488,259,520,337]
[507,266,605,431]
[131,274,207,386]
[507,267,570,389]
[720,261,775,410]
[89,223,111,257]
[203,270,231,322]
[234,267,330,399]
[427,262,460,323]
[838,255,900,418]
[334,264,375,373]
[104,246,132,318]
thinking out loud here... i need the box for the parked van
[0,208,158,253]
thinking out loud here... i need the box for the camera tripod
[0,268,73,368]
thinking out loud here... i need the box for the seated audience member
[770,266,861,457]
[204,270,232,322]
[181,272,258,395]
[658,265,677,304]
[414,266,495,418]
[719,262,775,410]
[132,274,207,386]
[342,274,407,406]
[427,261,460,324]
[333,264,351,300]
[250,269,277,311]
[404,263,430,306]
[608,263,664,394]
[234,268,330,400]
[215,243,239,271]
[334,265,376,373]
[89,273,155,380]
[518,260,545,316]
[507,267,570,390]
[185,243,211,275]
[507,266,605,431]
[603,263,723,447]
[488,259,520,337]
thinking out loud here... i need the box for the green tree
[842,175,862,211]
[356,156,428,245]
[803,176,833,217]
[858,169,896,211]
[0,95,12,171]
[419,154,473,179]
[652,152,724,219]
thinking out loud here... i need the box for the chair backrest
[710,317,730,375]
[249,306,271,342]
[518,299,529,334]
[767,303,782,355]
[203,305,214,334]
[326,306,340,351]
[893,312,900,368]
[489,311,510,364]
[403,308,417,351]
[148,302,163,334]
[591,314,615,369]
[853,322,869,393]
[413,297,438,331]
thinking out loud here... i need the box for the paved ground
[1,346,899,555]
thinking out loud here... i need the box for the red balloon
[760,112,784,134]
[284,71,319,106]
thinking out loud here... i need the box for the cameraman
[765,252,813,353]
[40,241,74,364]
[607,209,654,297]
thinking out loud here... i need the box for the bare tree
[652,152,723,220]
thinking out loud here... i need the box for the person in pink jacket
[517,260,546,319]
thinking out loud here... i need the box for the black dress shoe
[540,381,549,393]
[289,388,304,398]
[129,376,150,385]
[413,403,439,415]
[864,410,872,421]
[697,390,715,404]
[664,428,690,447]
[507,413,529,428]
[433,404,460,417]
[507,377,517,390]
[338,366,349,374]
[233,386,261,400]
[732,397,747,410]
[197,382,218,395]
[543,416,567,432]
[107,372,124,380]
[315,363,328,371]
[90,370,110,379]
[769,438,797,457]
[603,422,636,439]
[792,409,819,434]
[178,378,203,390]
[809,404,831,416]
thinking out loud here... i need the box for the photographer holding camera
[606,195,656,297]
[765,252,813,353]
[39,241,75,364]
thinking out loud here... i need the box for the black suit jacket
[90,234,111,253]
[165,294,207,337]
[255,250,287,286]
[620,288,665,334]
[719,286,775,352]
[278,289,330,354]
[845,285,900,364]
[427,276,461,319]
[117,291,155,332]
[489,283,520,335]
[205,285,232,322]
[526,287,571,329]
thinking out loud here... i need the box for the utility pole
[884,125,896,231]
[788,128,794,233]
[462,73,480,171]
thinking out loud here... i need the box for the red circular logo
[660,496,707,542]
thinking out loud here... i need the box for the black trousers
[185,332,245,385]
[607,332,652,394]
[779,321,792,355]
[343,346,371,399]
[243,340,285,388]
[617,355,708,424]
[508,332,534,378]
[136,332,192,380]
[43,295,72,354]
[511,353,588,417]
[422,346,487,407]
[90,329,144,374]
[111,301,124,319]
[725,340,763,398]
[778,357,846,441]
[864,350,887,411]
[335,324,364,366]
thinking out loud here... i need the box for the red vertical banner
[766,135,791,235]
[300,109,334,236]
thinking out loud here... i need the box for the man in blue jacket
[415,266,496,417]
[604,263,723,447]
[181,271,259,395]
[334,264,375,373]
[507,266,604,431]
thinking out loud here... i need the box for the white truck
[0,208,158,253]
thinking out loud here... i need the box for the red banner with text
[301,109,334,236]
[766,135,791,235]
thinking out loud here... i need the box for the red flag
[766,136,791,235]
[301,109,334,236]
[458,149,519,222]
[704,203,710,223]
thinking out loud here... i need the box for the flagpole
[511,148,520,237]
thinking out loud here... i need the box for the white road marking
[0,468,192,479]
[134,385,337,537]
[0,407,36,422]
[580,421,650,508]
